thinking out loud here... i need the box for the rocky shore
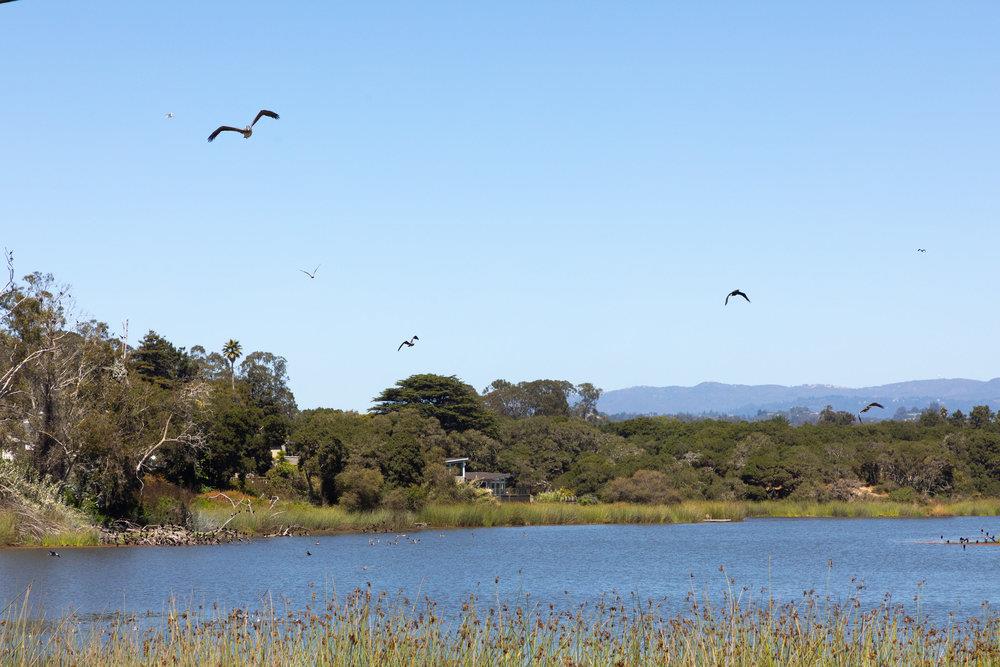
[100,523,246,546]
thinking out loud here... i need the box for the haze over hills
[598,378,1000,419]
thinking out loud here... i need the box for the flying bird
[857,401,885,423]
[164,113,174,119]
[724,289,750,305]
[917,248,927,253]
[207,109,279,142]
[300,265,321,279]
[397,335,419,351]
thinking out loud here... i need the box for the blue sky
[2,2,999,410]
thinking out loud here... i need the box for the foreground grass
[3,587,998,665]
[191,498,1000,536]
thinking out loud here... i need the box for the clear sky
[2,2,998,410]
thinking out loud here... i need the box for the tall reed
[191,498,1000,538]
[2,586,997,665]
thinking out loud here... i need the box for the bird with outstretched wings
[397,335,419,351]
[725,289,750,305]
[208,109,280,142]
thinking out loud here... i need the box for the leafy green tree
[372,374,496,434]
[189,345,229,382]
[222,339,242,390]
[239,351,296,417]
[572,382,604,420]
[197,386,260,488]
[132,330,195,387]
[949,410,967,427]
[368,409,451,487]
[818,405,855,426]
[483,379,598,419]
[969,405,994,429]
[741,448,801,499]
[290,410,348,502]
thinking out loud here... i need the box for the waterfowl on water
[208,109,279,142]
[48,550,60,558]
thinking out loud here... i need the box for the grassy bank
[0,463,101,547]
[190,498,1000,537]
[2,588,997,665]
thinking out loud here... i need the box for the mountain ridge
[598,378,1000,417]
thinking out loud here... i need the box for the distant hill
[598,378,1000,419]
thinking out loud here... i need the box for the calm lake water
[1,517,998,623]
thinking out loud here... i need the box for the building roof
[466,471,511,482]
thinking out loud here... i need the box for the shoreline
[8,498,1000,548]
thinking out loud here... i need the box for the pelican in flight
[725,289,750,305]
[398,336,419,351]
[208,109,279,142]
[300,265,321,279]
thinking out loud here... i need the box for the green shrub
[383,486,427,512]
[140,476,194,525]
[336,466,384,512]
[888,486,918,503]
[599,470,682,504]
[535,488,577,503]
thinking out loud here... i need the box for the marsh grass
[191,498,1000,538]
[3,585,999,665]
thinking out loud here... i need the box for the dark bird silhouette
[724,289,750,305]
[917,248,927,253]
[397,335,419,351]
[300,265,320,279]
[857,401,884,421]
[48,550,60,558]
[305,551,312,556]
[208,110,279,142]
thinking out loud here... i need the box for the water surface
[1,517,997,622]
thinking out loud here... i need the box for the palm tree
[222,339,242,390]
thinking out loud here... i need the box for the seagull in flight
[724,289,750,305]
[917,248,927,253]
[300,265,321,279]
[208,109,279,142]
[397,335,419,351]
[164,112,174,119]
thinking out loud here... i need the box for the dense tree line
[3,263,1000,527]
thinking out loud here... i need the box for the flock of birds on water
[941,528,999,550]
